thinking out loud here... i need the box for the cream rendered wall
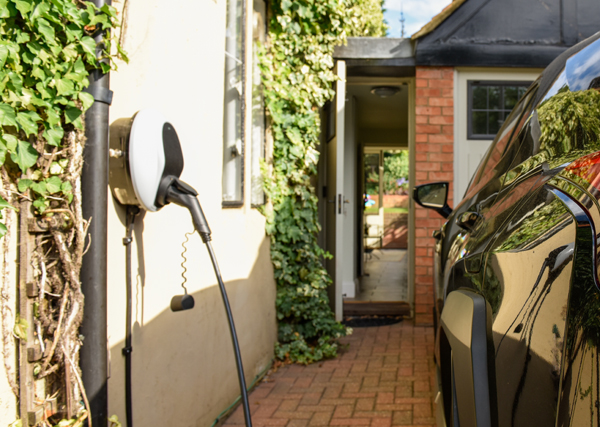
[454,68,543,202]
[107,0,276,426]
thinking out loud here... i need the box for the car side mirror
[413,182,452,218]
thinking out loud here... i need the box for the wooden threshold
[343,301,411,316]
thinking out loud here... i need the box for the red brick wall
[414,67,454,325]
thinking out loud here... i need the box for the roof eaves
[411,0,468,41]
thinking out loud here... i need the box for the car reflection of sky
[566,37,600,91]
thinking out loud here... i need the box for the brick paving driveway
[223,321,436,427]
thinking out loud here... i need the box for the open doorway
[317,74,414,318]
[352,147,410,307]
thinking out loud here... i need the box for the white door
[324,61,346,321]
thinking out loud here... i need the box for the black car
[414,33,600,427]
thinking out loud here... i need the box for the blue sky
[383,0,452,38]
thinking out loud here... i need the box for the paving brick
[353,411,393,419]
[371,417,392,427]
[333,405,354,418]
[278,399,300,412]
[309,411,333,426]
[222,323,435,427]
[392,410,412,425]
[302,392,324,405]
[330,418,373,426]
[272,411,313,420]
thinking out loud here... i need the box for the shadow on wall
[107,236,276,427]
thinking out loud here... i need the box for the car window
[463,81,539,199]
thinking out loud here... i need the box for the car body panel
[421,31,600,427]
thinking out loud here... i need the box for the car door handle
[456,211,482,231]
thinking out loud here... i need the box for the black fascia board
[346,63,416,78]
[416,44,568,68]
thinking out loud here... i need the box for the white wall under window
[454,68,543,202]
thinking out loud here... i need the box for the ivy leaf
[48,161,63,175]
[100,62,111,74]
[35,18,56,44]
[0,0,10,18]
[78,92,94,111]
[45,176,61,194]
[31,66,45,80]
[32,197,47,213]
[3,134,17,152]
[0,44,8,68]
[116,42,129,64]
[16,111,40,137]
[11,140,38,172]
[61,181,72,192]
[62,43,78,60]
[80,36,96,59]
[13,315,28,340]
[64,106,82,124]
[55,77,74,96]
[45,107,60,126]
[0,139,7,166]
[30,181,47,195]
[0,196,16,212]
[7,72,23,92]
[36,82,55,99]
[288,226,302,242]
[16,31,30,44]
[65,60,88,84]
[0,104,17,127]
[17,178,32,192]
[13,0,32,15]
[100,3,117,18]
[43,126,63,146]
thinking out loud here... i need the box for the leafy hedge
[259,0,385,363]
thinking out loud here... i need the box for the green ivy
[259,0,384,363]
[0,0,125,222]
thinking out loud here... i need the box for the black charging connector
[162,177,212,242]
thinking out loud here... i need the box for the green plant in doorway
[258,0,385,363]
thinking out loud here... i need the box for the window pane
[488,86,501,110]
[488,111,501,134]
[251,0,266,206]
[473,86,487,109]
[468,81,532,139]
[472,112,487,135]
[222,0,244,204]
[504,86,519,109]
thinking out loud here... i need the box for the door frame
[342,76,416,315]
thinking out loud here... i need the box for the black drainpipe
[81,0,113,425]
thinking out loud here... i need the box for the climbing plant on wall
[0,0,124,424]
[259,0,385,363]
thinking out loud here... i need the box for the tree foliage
[259,0,385,363]
[348,0,388,37]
